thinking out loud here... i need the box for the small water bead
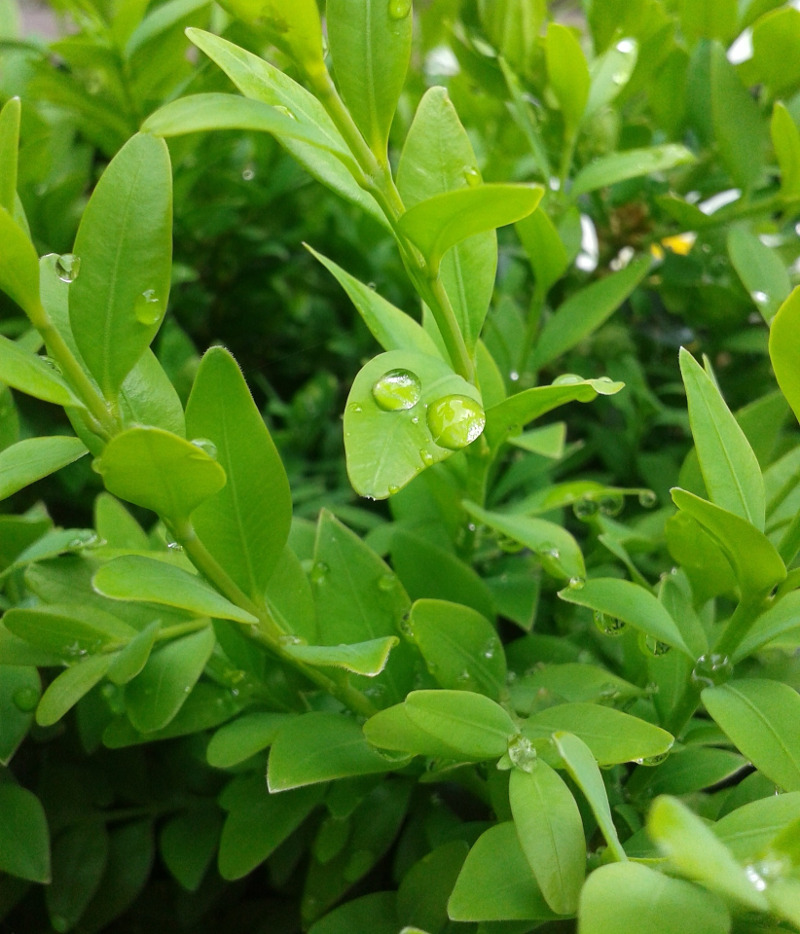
[274,105,297,120]
[750,290,769,306]
[482,637,499,660]
[372,368,422,411]
[419,449,435,466]
[242,165,255,181]
[568,576,585,590]
[598,493,625,517]
[12,686,39,712]
[190,437,218,459]
[594,610,627,637]
[634,752,669,767]
[463,166,481,187]
[378,573,397,592]
[134,289,162,326]
[310,561,329,584]
[642,634,671,657]
[507,734,538,772]
[691,653,733,688]
[41,355,62,374]
[573,497,599,520]
[279,633,306,647]
[552,373,584,386]
[55,253,81,283]
[426,395,486,450]
[616,38,636,54]
[167,540,183,552]
[744,855,791,892]
[638,489,657,508]
[388,0,412,19]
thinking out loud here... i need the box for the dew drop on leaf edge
[594,610,627,638]
[190,437,218,459]
[371,369,422,412]
[388,0,411,19]
[55,253,81,283]
[135,289,162,326]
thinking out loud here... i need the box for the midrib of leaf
[728,684,800,779]
[362,1,380,151]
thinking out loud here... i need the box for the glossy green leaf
[714,792,800,859]
[308,246,439,356]
[160,808,221,892]
[572,145,695,197]
[95,493,149,551]
[578,862,730,934]
[404,690,515,760]
[0,335,82,407]
[742,6,800,98]
[3,604,137,656]
[397,86,497,353]
[186,346,291,600]
[771,102,800,201]
[509,664,644,714]
[281,637,399,677]
[553,731,627,862]
[396,840,468,933]
[0,436,86,501]
[0,665,40,765]
[36,653,112,727]
[343,349,483,499]
[522,702,674,766]
[124,625,215,732]
[206,712,294,768]
[0,97,20,214]
[95,426,226,524]
[407,599,506,699]
[0,783,50,882]
[680,348,765,528]
[0,205,42,320]
[735,590,800,661]
[397,184,543,271]
[769,287,800,425]
[648,795,768,910]
[363,702,469,759]
[93,556,258,623]
[558,577,692,656]
[727,228,791,323]
[671,488,786,597]
[585,37,638,118]
[107,619,160,685]
[638,747,747,798]
[510,763,585,914]
[327,0,411,157]
[664,511,737,603]
[702,679,800,792]
[214,0,323,70]
[309,893,398,934]
[448,822,560,922]
[264,544,318,643]
[69,133,172,398]
[546,23,590,134]
[268,711,395,791]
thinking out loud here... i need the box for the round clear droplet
[638,489,657,508]
[55,253,81,283]
[507,734,537,772]
[190,437,218,459]
[310,561,329,584]
[598,493,625,517]
[635,751,669,767]
[750,290,769,305]
[568,576,585,590]
[594,610,627,638]
[552,373,583,386]
[427,394,485,450]
[690,653,733,688]
[388,0,412,19]
[242,165,255,181]
[641,634,671,657]
[12,686,39,712]
[464,165,481,187]
[573,497,599,520]
[274,105,296,120]
[378,573,397,592]
[135,289,162,326]
[372,369,422,411]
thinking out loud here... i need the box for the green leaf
[0,783,50,882]
[95,426,227,524]
[572,145,695,197]
[769,287,800,425]
[680,347,765,528]
[771,102,800,201]
[531,255,651,369]
[516,208,569,299]
[545,23,589,134]
[464,501,585,583]
[714,792,800,859]
[522,702,674,766]
[267,711,395,791]
[0,334,82,407]
[124,625,215,732]
[648,795,769,910]
[397,184,543,271]
[509,664,644,714]
[558,577,692,656]
[734,590,800,661]
[327,0,412,157]
[363,702,469,759]
[406,599,506,699]
[343,349,483,499]
[680,0,739,41]
[397,86,497,353]
[702,679,800,792]
[95,493,150,551]
[0,665,40,765]
[448,822,560,922]
[160,808,221,892]
[0,436,86,501]
[727,228,792,324]
[0,205,42,320]
[585,37,638,118]
[281,637,399,677]
[93,556,258,623]
[206,711,294,768]
[0,97,20,215]
[396,841,469,933]
[578,862,730,934]
[510,764,585,915]
[637,747,747,797]
[552,731,627,861]
[215,0,323,69]
[36,654,113,727]
[3,604,137,657]
[307,246,439,357]
[107,619,160,685]
[69,133,172,398]
[670,488,786,597]
[742,6,800,98]
[309,894,399,934]
[404,690,516,760]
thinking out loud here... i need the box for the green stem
[713,596,768,658]
[663,680,702,739]
[521,287,545,379]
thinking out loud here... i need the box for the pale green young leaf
[95,427,226,524]
[397,184,543,271]
[206,712,294,768]
[404,690,515,760]
[0,205,42,320]
[92,556,258,623]
[448,822,560,922]
[3,604,137,656]
[94,493,149,552]
[363,702,469,759]
[728,228,791,324]
[509,664,644,714]
[0,334,83,407]
[702,679,800,792]
[714,792,800,859]
[545,23,589,134]
[571,145,695,197]
[769,287,800,425]
[648,795,769,910]
[680,348,765,529]
[515,208,569,298]
[185,347,291,601]
[214,0,323,70]
[510,764,585,915]
[36,653,112,726]
[585,37,638,118]
[0,96,20,214]
[327,0,412,158]
[124,625,215,732]
[69,133,172,398]
[0,436,87,501]
[0,783,51,882]
[741,6,800,99]
[771,102,800,201]
[281,637,399,677]
[531,255,651,369]
[267,711,395,791]
[107,619,160,686]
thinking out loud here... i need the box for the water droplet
[638,489,657,508]
[347,402,363,414]
[387,483,400,495]
[509,370,520,382]
[690,653,733,688]
[744,855,791,891]
[419,449,435,466]
[507,734,537,772]
[55,253,81,283]
[482,637,498,660]
[134,289,162,326]
[594,610,627,637]
[634,752,669,767]
[40,355,62,374]
[616,38,636,54]
[641,634,671,657]
[167,541,183,552]
[598,493,625,517]
[367,281,377,290]
[274,105,296,120]
[568,576,585,590]
[552,373,583,386]
[399,613,415,640]
[242,164,255,181]
[573,497,599,520]
[378,573,397,592]
[611,70,628,85]
[12,686,39,712]
[463,165,481,186]
[427,395,485,450]
[190,437,218,459]
[310,561,329,584]
[388,0,411,19]
[750,289,769,305]
[372,369,422,411]
[279,633,305,647]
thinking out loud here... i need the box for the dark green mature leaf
[0,783,50,882]
[0,665,40,765]
[0,437,86,501]
[510,764,585,914]
[702,679,800,791]
[93,556,259,623]
[735,590,800,661]
[267,711,396,791]
[509,664,644,714]
[36,654,112,726]
[160,809,221,892]
[3,604,137,656]
[186,346,291,600]
[207,712,294,768]
[572,145,695,196]
[95,427,226,524]
[69,133,172,398]
[769,287,800,425]
[282,637,399,677]
[578,862,730,934]
[404,690,516,760]
[46,821,108,931]
[680,348,765,528]
[771,102,800,201]
[727,228,791,323]
[308,892,399,934]
[0,205,42,320]
[396,840,469,933]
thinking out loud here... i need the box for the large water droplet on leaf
[427,395,485,450]
[12,686,39,712]
[507,734,537,772]
[388,0,411,19]
[463,166,481,187]
[372,369,422,411]
[641,634,671,657]
[598,493,625,517]
[552,373,583,386]
[594,610,627,637]
[573,497,599,520]
[190,437,218,459]
[135,289,162,326]
[55,253,81,283]
[691,653,733,688]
